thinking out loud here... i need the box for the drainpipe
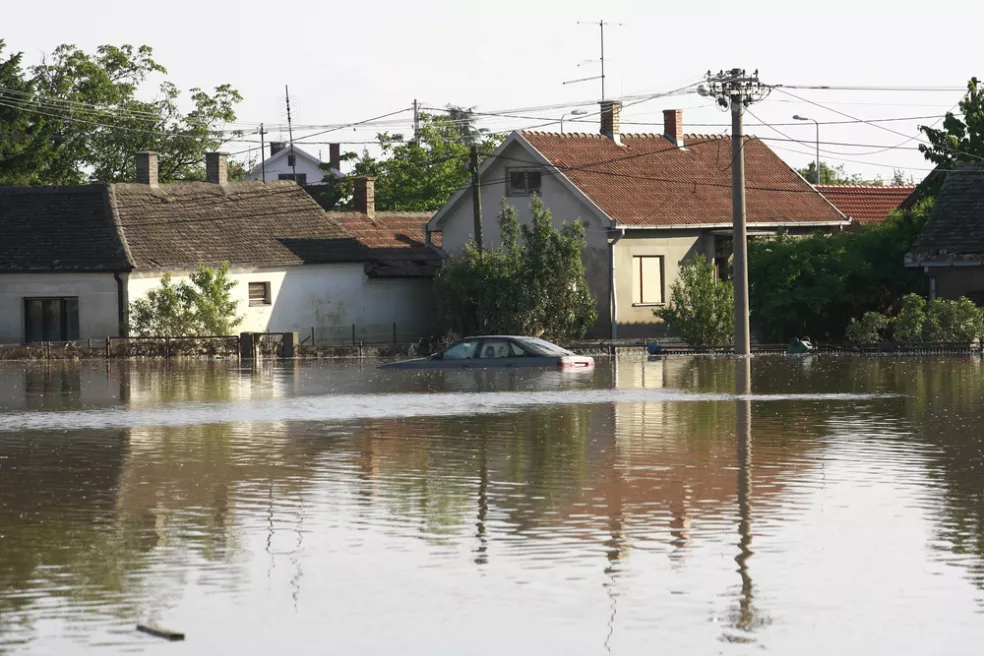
[925,265,937,300]
[610,227,625,341]
[114,272,128,337]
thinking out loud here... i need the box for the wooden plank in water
[136,624,185,641]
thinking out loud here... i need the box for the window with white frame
[506,168,542,196]
[631,256,664,305]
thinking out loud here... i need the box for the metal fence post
[393,322,397,345]
[352,324,356,345]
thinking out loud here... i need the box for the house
[816,184,917,227]
[905,163,984,304]
[244,141,342,186]
[428,102,849,338]
[0,153,438,345]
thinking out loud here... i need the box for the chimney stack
[600,101,622,145]
[206,152,229,185]
[663,109,684,148]
[135,152,159,187]
[353,176,375,216]
[329,143,341,173]
[270,141,286,157]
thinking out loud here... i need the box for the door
[476,339,539,368]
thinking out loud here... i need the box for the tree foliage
[846,294,984,344]
[920,77,984,171]
[0,42,242,185]
[797,160,894,185]
[435,197,597,342]
[323,107,503,211]
[747,201,931,342]
[654,255,734,346]
[845,312,891,344]
[130,263,243,336]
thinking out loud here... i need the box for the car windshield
[519,337,573,356]
[441,340,479,360]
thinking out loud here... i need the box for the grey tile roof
[0,185,131,272]
[909,163,984,263]
[113,181,367,268]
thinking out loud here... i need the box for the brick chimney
[663,109,684,148]
[600,101,622,145]
[270,141,286,156]
[329,143,341,173]
[353,176,375,216]
[135,152,159,187]
[206,152,228,185]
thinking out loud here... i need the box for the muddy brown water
[1,356,983,654]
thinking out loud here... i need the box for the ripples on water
[1,356,984,654]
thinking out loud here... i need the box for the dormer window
[507,168,542,196]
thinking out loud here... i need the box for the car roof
[462,335,542,340]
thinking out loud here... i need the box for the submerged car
[379,336,595,370]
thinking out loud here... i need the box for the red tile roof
[335,212,441,277]
[815,184,917,225]
[519,132,846,227]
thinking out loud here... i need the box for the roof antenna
[285,85,297,182]
[563,20,623,101]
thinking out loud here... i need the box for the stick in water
[136,624,185,641]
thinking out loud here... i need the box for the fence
[303,321,438,347]
[567,339,984,356]
[106,335,240,358]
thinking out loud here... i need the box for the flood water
[1,356,984,654]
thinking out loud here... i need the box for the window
[478,339,527,358]
[278,173,308,185]
[248,282,271,307]
[967,290,984,307]
[24,297,79,343]
[287,154,296,167]
[631,256,664,305]
[506,168,542,196]
[441,339,480,360]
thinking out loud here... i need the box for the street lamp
[793,115,820,184]
[561,109,588,134]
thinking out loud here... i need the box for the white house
[0,152,439,345]
[428,102,849,339]
[244,142,342,186]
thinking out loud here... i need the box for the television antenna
[563,20,623,101]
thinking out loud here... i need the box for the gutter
[617,220,849,230]
[610,227,625,340]
[903,260,984,268]
[114,272,128,337]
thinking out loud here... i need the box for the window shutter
[249,282,270,306]
[641,257,662,304]
[631,256,643,304]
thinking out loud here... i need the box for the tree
[920,77,984,171]
[797,161,884,185]
[747,200,931,342]
[0,43,242,185]
[435,197,597,341]
[322,106,503,211]
[130,263,243,336]
[654,255,734,346]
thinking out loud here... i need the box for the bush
[435,197,597,342]
[130,262,243,336]
[747,200,932,342]
[654,255,734,346]
[845,312,891,344]
[924,297,984,342]
[892,294,927,343]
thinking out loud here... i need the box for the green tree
[892,293,927,343]
[924,298,984,343]
[130,263,243,336]
[845,312,890,344]
[654,255,734,346]
[323,107,502,211]
[435,197,597,341]
[0,41,44,185]
[798,160,884,185]
[0,43,242,185]
[920,77,984,171]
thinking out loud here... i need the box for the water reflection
[1,357,984,652]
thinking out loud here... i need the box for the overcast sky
[7,0,981,182]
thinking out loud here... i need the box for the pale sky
[7,0,982,182]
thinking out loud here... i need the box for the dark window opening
[248,282,271,307]
[507,169,542,196]
[278,173,307,185]
[24,297,79,343]
[287,154,296,167]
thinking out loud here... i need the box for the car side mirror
[430,352,443,360]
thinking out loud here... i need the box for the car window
[521,337,573,356]
[508,340,530,357]
[478,340,512,358]
[442,340,479,359]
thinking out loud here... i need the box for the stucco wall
[363,278,438,341]
[244,151,326,184]
[614,230,710,338]
[0,273,121,344]
[437,138,613,336]
[127,264,365,340]
[930,267,984,301]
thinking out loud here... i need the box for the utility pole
[285,85,297,182]
[259,123,267,181]
[469,145,483,252]
[563,20,622,100]
[701,69,768,356]
[413,98,420,141]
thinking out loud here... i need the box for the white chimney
[600,101,623,145]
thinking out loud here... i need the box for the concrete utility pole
[285,85,297,182]
[469,145,483,252]
[259,123,266,181]
[701,69,768,356]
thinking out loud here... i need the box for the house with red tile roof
[815,184,917,227]
[428,103,848,339]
